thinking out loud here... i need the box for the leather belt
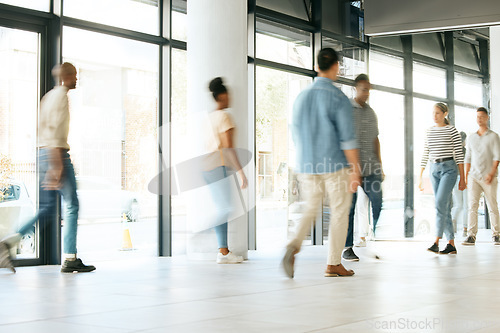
[434,157,454,163]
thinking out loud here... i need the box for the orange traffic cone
[120,213,134,251]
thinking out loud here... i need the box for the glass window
[413,62,446,98]
[323,37,367,80]
[171,48,188,255]
[370,36,403,52]
[455,106,478,136]
[0,0,49,11]
[454,39,480,71]
[256,66,311,249]
[63,0,159,35]
[256,19,312,69]
[172,0,187,41]
[412,33,444,60]
[413,98,439,239]
[322,0,365,40]
[368,91,405,239]
[0,27,40,259]
[63,27,159,260]
[369,51,404,89]
[333,83,356,99]
[322,0,342,35]
[455,72,483,106]
[257,0,309,21]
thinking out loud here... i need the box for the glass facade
[255,67,311,249]
[0,1,489,263]
[0,27,40,258]
[256,19,312,69]
[62,27,159,260]
[64,0,159,35]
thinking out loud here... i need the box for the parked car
[74,176,140,222]
[0,179,36,255]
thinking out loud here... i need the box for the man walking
[343,74,383,261]
[0,63,96,273]
[282,48,361,278]
[463,107,500,246]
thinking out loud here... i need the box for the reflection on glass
[64,0,159,35]
[0,27,39,258]
[63,27,159,260]
[413,62,446,98]
[256,66,311,249]
[256,19,312,69]
[369,51,404,89]
[455,72,483,106]
[454,39,480,71]
[322,37,367,80]
[412,33,444,61]
[171,48,188,255]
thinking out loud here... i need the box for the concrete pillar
[185,0,249,260]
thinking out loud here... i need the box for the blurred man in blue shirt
[282,48,361,278]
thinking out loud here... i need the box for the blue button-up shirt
[292,77,357,174]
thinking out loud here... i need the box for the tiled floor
[2,231,500,333]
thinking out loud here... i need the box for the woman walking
[203,77,248,264]
[418,103,466,254]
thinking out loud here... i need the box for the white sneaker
[216,252,243,264]
[354,239,367,247]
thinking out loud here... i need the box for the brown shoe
[282,246,298,278]
[324,264,354,277]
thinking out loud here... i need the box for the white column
[185,0,249,260]
[491,27,500,133]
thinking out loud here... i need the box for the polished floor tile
[1,236,500,332]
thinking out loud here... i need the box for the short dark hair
[317,48,339,72]
[477,107,489,115]
[354,74,370,86]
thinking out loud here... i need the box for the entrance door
[0,26,40,262]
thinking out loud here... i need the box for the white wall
[365,0,500,36]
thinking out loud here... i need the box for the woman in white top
[203,77,248,264]
[419,103,466,254]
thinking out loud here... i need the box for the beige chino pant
[288,168,352,265]
[468,177,500,237]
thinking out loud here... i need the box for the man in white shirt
[463,107,500,246]
[0,63,96,273]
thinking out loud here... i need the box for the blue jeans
[430,160,458,241]
[345,174,383,248]
[202,166,231,249]
[18,149,79,254]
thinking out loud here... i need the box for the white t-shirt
[203,109,235,170]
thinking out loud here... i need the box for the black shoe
[61,258,96,273]
[342,247,359,261]
[462,236,476,246]
[439,244,457,255]
[493,235,500,245]
[427,243,439,253]
[0,242,16,273]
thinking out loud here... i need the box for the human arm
[374,136,384,180]
[220,128,247,189]
[42,148,64,190]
